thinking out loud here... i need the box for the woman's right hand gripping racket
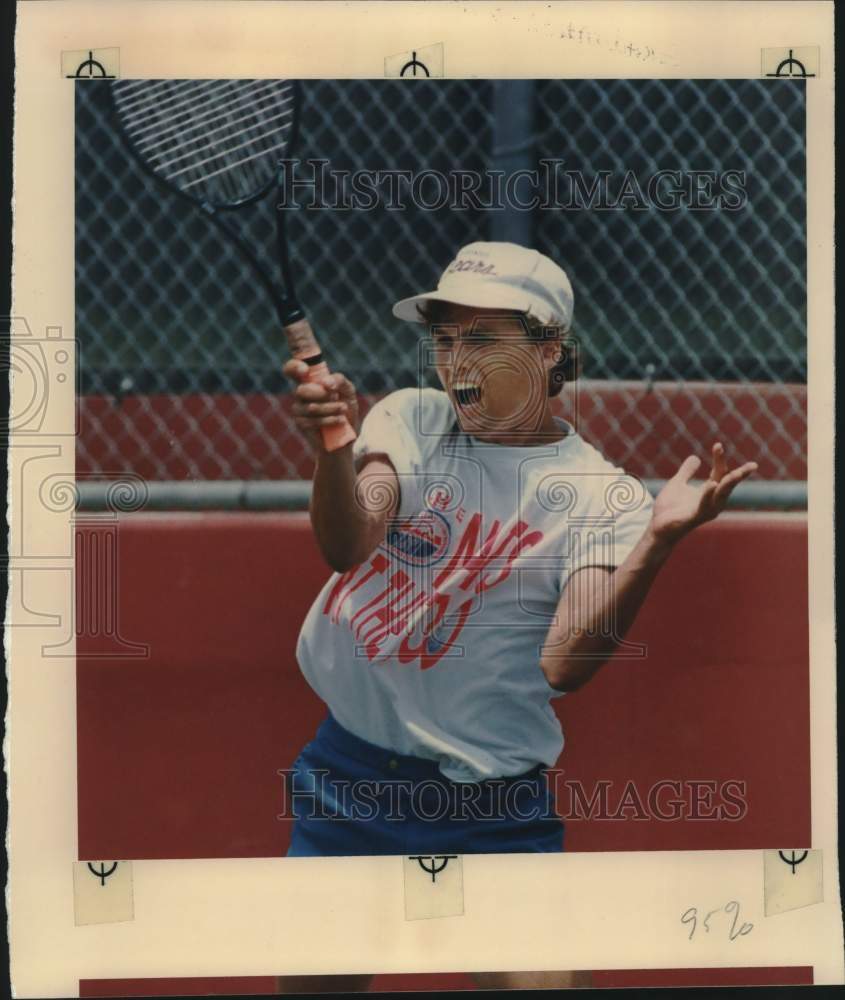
[111,78,357,452]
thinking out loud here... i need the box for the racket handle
[304,357,358,451]
[284,317,358,453]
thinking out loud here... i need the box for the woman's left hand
[650,443,758,544]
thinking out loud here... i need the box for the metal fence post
[489,80,536,247]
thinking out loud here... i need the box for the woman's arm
[539,532,672,692]
[540,442,757,692]
[311,451,399,572]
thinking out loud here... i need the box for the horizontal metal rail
[75,479,808,513]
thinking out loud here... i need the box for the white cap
[392,241,574,331]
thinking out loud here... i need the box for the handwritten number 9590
[682,901,754,941]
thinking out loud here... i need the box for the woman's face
[427,303,559,441]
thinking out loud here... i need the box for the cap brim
[392,287,535,324]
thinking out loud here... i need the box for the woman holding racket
[279,242,756,993]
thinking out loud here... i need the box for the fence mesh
[75,79,806,487]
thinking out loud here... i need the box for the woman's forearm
[310,449,392,573]
[540,525,676,691]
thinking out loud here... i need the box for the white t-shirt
[296,387,654,781]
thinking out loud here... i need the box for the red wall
[76,511,810,860]
[77,381,806,482]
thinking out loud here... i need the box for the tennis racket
[110,78,357,452]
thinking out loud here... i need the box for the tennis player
[277,242,757,993]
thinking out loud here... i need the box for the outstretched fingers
[709,442,727,482]
[712,461,758,504]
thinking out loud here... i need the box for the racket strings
[113,79,296,205]
[122,81,280,143]
[111,79,206,122]
[141,101,293,168]
[115,78,230,125]
[163,114,292,181]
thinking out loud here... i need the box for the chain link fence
[75,79,806,496]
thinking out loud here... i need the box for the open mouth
[452,382,481,407]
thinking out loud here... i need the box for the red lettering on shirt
[318,513,544,671]
[397,591,476,670]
